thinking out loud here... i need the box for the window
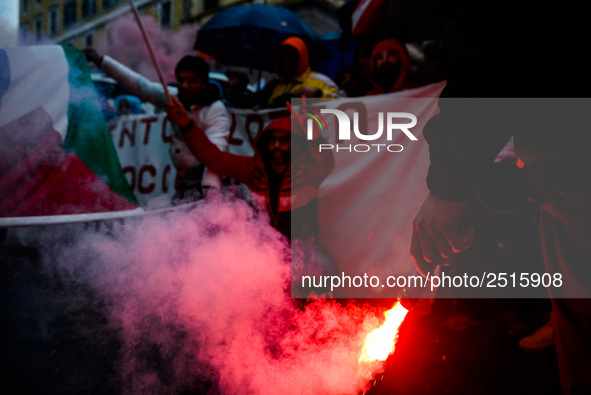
[85,32,94,47]
[103,0,118,9]
[21,25,29,44]
[49,6,58,35]
[160,1,171,28]
[35,15,42,42]
[35,0,41,7]
[22,0,28,14]
[82,0,96,18]
[182,0,192,20]
[63,1,76,27]
[204,0,218,11]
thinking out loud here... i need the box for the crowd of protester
[86,31,550,335]
[87,34,436,208]
[83,5,591,390]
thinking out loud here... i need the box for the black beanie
[175,55,209,83]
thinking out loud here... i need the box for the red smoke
[99,14,198,83]
[52,194,392,394]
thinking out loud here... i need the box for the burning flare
[359,301,409,364]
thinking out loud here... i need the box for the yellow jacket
[267,37,338,107]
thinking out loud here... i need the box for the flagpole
[127,0,172,103]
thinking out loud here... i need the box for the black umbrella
[194,3,327,73]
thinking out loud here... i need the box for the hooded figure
[263,37,339,108]
[172,114,334,239]
[366,38,411,95]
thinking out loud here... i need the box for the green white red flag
[0,45,138,218]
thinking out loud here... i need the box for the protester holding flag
[166,95,333,241]
[84,49,230,199]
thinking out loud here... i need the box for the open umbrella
[193,3,326,73]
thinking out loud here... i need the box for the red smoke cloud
[99,14,198,83]
[51,194,390,394]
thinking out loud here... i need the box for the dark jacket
[423,0,591,202]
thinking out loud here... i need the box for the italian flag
[0,45,138,218]
[351,0,388,35]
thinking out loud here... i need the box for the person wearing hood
[408,2,591,393]
[84,49,230,198]
[166,95,334,240]
[366,38,412,95]
[261,37,339,108]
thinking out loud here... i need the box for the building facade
[19,0,343,49]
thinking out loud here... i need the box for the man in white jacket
[85,49,230,199]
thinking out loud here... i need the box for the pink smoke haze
[53,195,390,394]
[99,14,198,83]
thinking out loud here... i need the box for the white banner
[108,107,292,205]
[311,83,445,294]
[108,114,176,206]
